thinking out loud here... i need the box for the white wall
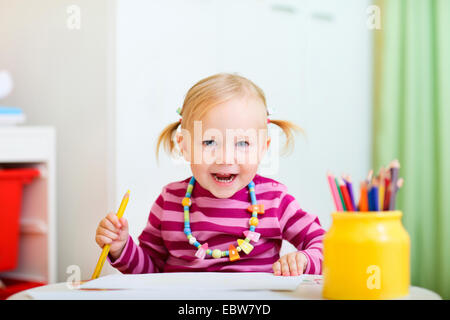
[115,0,373,255]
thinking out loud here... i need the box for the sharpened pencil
[388,160,400,210]
[327,172,343,211]
[335,177,347,211]
[343,175,356,212]
[359,181,369,212]
[91,190,130,279]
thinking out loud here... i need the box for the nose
[215,143,236,165]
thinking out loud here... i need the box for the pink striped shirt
[108,174,325,274]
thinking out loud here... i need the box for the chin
[210,188,236,199]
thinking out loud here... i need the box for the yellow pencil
[91,190,130,279]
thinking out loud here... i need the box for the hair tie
[267,106,276,124]
[176,107,182,124]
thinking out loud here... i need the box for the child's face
[177,95,271,198]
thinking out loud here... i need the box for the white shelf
[20,218,48,235]
[0,126,56,284]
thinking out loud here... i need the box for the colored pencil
[388,160,400,210]
[91,190,130,279]
[378,168,385,210]
[389,176,403,211]
[366,169,373,184]
[343,175,356,211]
[339,178,354,211]
[383,170,391,210]
[335,177,347,211]
[359,181,369,211]
[369,177,380,211]
[327,173,343,211]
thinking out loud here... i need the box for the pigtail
[269,119,305,156]
[156,121,181,165]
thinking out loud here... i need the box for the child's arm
[275,192,325,275]
[107,190,169,273]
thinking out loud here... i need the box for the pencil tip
[391,159,400,168]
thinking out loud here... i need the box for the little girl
[95,73,325,276]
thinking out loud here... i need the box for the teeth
[213,174,235,183]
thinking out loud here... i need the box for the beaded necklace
[181,176,264,261]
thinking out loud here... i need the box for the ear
[258,136,271,161]
[176,131,190,162]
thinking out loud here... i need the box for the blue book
[0,107,23,115]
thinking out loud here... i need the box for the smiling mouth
[211,173,238,183]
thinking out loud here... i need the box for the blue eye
[236,141,249,148]
[202,140,216,147]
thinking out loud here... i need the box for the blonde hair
[156,72,303,164]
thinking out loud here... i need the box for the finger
[272,261,281,276]
[119,217,128,230]
[98,226,119,240]
[107,212,122,229]
[287,254,298,276]
[96,234,112,248]
[101,216,119,233]
[296,252,307,274]
[280,257,290,276]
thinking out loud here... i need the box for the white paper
[27,288,298,300]
[80,272,305,291]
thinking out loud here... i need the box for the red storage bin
[0,168,40,272]
[0,278,45,300]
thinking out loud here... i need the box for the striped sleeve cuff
[107,235,135,272]
[300,249,323,275]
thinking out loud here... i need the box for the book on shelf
[0,106,26,125]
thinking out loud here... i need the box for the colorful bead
[212,249,222,259]
[249,217,259,227]
[189,236,197,245]
[247,204,264,214]
[243,230,260,242]
[195,243,208,259]
[229,244,240,261]
[237,239,254,254]
[182,197,192,207]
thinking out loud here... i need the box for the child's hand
[272,251,308,276]
[95,212,129,260]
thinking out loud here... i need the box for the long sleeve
[107,190,169,274]
[277,192,325,274]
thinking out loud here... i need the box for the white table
[8,280,441,300]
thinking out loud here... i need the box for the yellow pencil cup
[322,211,410,300]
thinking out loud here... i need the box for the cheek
[190,164,209,180]
[237,165,258,180]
